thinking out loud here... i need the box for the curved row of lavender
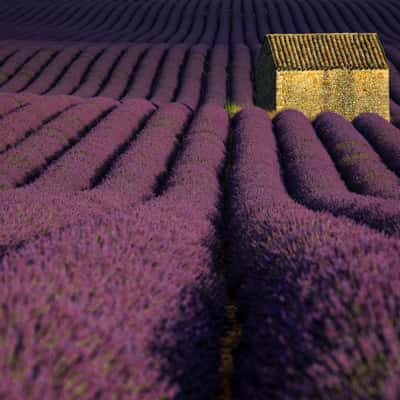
[27,98,157,194]
[0,91,40,122]
[121,44,168,100]
[90,102,191,204]
[0,94,82,154]
[0,104,230,399]
[0,96,118,189]
[0,42,254,109]
[173,44,209,111]
[313,112,400,200]
[274,109,400,238]
[226,106,400,399]
[353,112,400,177]
[162,103,229,220]
[150,44,188,107]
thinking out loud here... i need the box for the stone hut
[255,33,390,121]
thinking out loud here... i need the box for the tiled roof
[265,33,388,70]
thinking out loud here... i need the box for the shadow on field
[149,278,225,400]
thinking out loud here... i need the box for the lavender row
[0,97,117,189]
[272,0,297,33]
[28,99,155,193]
[383,47,400,113]
[214,0,230,45]
[71,44,127,98]
[0,182,140,259]
[0,198,225,399]
[226,107,290,291]
[91,102,190,204]
[264,0,285,34]
[167,0,200,45]
[122,44,168,100]
[146,1,182,44]
[284,0,310,33]
[308,0,347,32]
[163,104,229,219]
[98,44,148,99]
[72,1,136,42]
[151,44,188,106]
[353,112,400,177]
[312,0,399,45]
[231,44,254,110]
[367,0,400,38]
[0,48,57,92]
[313,111,400,200]
[294,0,325,32]
[283,0,400,46]
[175,44,209,110]
[180,0,210,47]
[242,0,261,47]
[390,99,400,123]
[226,107,400,399]
[83,1,148,42]
[0,92,38,118]
[147,0,190,43]
[0,187,115,257]
[197,0,220,46]
[388,59,400,107]
[231,0,245,44]
[273,109,400,237]
[0,94,81,153]
[0,46,42,86]
[0,45,19,66]
[0,0,223,44]
[385,45,400,74]
[127,0,167,43]
[203,45,228,107]
[45,44,106,96]
[335,0,400,44]
[18,44,89,94]
[26,1,119,42]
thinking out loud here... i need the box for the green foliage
[224,100,242,118]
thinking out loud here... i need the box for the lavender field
[0,1,400,399]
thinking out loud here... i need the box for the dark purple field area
[1,1,400,399]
